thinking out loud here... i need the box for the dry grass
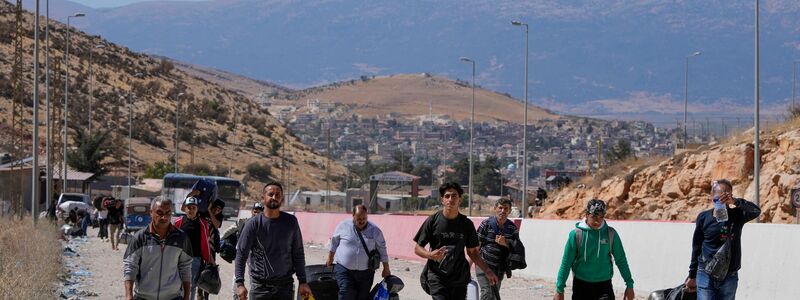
[0,217,62,299]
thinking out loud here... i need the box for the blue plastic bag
[372,281,389,300]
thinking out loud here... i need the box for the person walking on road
[475,197,520,300]
[123,197,193,300]
[326,204,391,300]
[414,182,498,300]
[96,197,110,241]
[234,182,312,300]
[553,199,635,300]
[108,199,125,250]
[685,179,761,300]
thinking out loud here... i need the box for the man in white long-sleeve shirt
[326,204,391,300]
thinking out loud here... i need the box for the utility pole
[32,0,41,224]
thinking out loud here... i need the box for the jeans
[697,270,738,300]
[476,267,504,300]
[191,257,202,300]
[333,264,375,300]
[98,218,108,239]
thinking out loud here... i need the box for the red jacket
[175,216,212,263]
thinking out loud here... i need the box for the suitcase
[647,283,696,300]
[299,264,338,300]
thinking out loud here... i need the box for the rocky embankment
[540,122,800,223]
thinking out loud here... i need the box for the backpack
[573,226,616,257]
[488,217,526,271]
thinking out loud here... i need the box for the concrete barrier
[516,218,799,299]
[294,212,521,261]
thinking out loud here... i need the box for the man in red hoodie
[175,196,213,300]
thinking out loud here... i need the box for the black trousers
[572,277,614,300]
[426,270,468,300]
[250,280,294,300]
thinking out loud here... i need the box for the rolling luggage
[647,283,696,300]
[299,264,338,300]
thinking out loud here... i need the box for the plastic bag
[373,282,389,300]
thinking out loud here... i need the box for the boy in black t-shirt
[414,182,498,299]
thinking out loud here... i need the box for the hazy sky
[70,0,207,9]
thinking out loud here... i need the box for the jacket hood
[576,220,606,231]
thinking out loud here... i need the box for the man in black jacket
[476,197,519,300]
[685,179,761,300]
[234,182,312,300]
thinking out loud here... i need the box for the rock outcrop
[540,123,800,223]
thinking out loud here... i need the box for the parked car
[56,193,92,220]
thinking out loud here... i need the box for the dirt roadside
[60,222,646,300]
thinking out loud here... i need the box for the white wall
[517,219,799,299]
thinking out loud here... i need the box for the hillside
[0,1,345,197]
[539,118,800,223]
[277,73,560,122]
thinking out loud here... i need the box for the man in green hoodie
[554,199,634,300]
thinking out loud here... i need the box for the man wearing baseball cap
[553,199,635,300]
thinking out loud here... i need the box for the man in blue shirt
[326,204,391,300]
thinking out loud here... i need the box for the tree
[143,161,172,179]
[66,128,111,175]
[605,139,634,165]
[475,156,502,196]
[411,164,433,186]
[247,162,272,181]
[269,136,282,155]
[390,150,413,173]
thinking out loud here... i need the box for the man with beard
[234,182,312,300]
[124,197,193,300]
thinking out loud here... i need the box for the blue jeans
[333,264,375,300]
[697,270,738,300]
[190,257,202,300]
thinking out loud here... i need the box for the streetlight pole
[754,0,761,214]
[63,12,85,193]
[88,44,105,135]
[32,0,41,224]
[683,51,701,149]
[45,0,52,214]
[793,60,798,109]
[460,56,475,216]
[128,92,133,190]
[174,92,184,173]
[512,20,529,217]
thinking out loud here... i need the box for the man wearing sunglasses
[124,197,193,300]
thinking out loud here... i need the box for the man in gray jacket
[235,182,312,300]
[124,197,193,300]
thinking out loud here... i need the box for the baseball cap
[586,199,607,216]
[184,196,199,206]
